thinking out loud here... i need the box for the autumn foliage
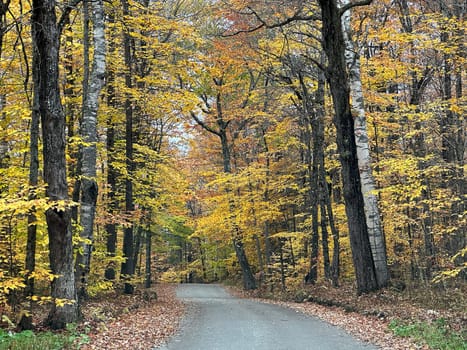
[0,0,464,333]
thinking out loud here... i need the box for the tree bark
[75,0,106,300]
[341,2,389,287]
[318,0,379,294]
[31,0,78,328]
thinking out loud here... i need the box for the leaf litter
[80,284,184,350]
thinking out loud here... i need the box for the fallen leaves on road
[80,284,184,350]
[227,282,466,350]
[280,301,424,350]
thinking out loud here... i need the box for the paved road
[155,284,377,350]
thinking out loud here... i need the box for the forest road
[154,284,377,350]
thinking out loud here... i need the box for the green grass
[0,324,89,350]
[389,318,467,350]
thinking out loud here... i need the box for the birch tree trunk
[75,0,106,299]
[31,0,78,328]
[341,2,389,287]
[318,0,379,294]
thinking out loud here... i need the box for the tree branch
[339,0,373,16]
[222,6,319,37]
[190,111,221,137]
[58,0,83,35]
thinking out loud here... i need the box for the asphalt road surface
[155,284,377,350]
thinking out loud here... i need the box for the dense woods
[0,0,464,332]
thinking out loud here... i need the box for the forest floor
[78,284,184,350]
[72,282,465,349]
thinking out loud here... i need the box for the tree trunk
[0,1,10,168]
[75,0,106,300]
[71,0,90,223]
[133,225,143,275]
[452,3,465,270]
[260,128,272,278]
[341,2,389,287]
[25,80,39,300]
[278,239,286,292]
[196,236,207,280]
[31,0,78,328]
[306,129,320,284]
[322,163,341,287]
[145,229,152,288]
[104,10,117,282]
[305,102,320,284]
[120,0,135,294]
[22,62,40,331]
[440,3,466,264]
[318,0,379,294]
[320,197,331,279]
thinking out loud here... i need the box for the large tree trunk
[341,2,389,287]
[75,0,106,300]
[31,0,78,328]
[318,0,379,294]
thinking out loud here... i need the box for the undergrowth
[0,323,89,350]
[389,318,466,350]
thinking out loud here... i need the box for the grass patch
[0,324,89,350]
[389,318,466,350]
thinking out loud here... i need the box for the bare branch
[222,6,319,37]
[190,111,221,137]
[339,0,373,16]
